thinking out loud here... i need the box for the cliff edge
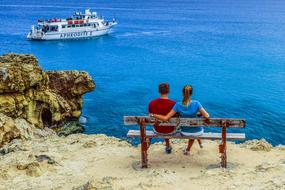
[0,135,284,190]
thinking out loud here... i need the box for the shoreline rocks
[0,53,95,146]
[242,139,273,151]
[56,121,85,137]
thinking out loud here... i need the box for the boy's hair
[159,83,170,94]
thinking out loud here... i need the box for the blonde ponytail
[182,85,193,106]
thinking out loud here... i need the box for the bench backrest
[124,116,246,128]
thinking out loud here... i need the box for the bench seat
[127,130,245,140]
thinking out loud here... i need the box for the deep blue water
[0,0,285,145]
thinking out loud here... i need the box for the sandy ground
[0,134,284,190]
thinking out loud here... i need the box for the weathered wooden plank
[124,116,246,128]
[127,130,246,140]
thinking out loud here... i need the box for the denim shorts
[180,126,204,136]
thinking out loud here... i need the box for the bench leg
[140,120,148,168]
[219,123,227,168]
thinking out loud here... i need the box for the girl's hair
[182,85,193,106]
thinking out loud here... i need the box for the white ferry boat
[27,9,117,40]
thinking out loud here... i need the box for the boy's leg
[165,139,172,154]
[165,138,170,147]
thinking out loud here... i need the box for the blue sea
[0,0,285,145]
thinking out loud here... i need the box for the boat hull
[27,28,112,41]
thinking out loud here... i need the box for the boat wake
[117,30,170,37]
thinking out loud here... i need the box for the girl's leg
[183,139,194,155]
[186,139,195,151]
[197,139,203,148]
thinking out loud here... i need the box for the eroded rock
[0,54,95,129]
[0,53,95,146]
[0,54,47,93]
[242,139,273,152]
[16,154,57,177]
[73,177,118,190]
[0,139,26,155]
[0,114,21,147]
[0,113,56,148]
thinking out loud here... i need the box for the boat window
[67,25,71,28]
[42,25,48,32]
[80,24,84,27]
[72,24,75,27]
[62,25,66,28]
[49,26,58,32]
[87,23,91,26]
[75,24,80,27]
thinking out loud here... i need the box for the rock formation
[0,113,56,148]
[0,53,95,146]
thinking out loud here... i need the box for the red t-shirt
[148,98,176,134]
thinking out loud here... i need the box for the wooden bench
[124,116,246,168]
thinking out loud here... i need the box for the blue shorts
[180,126,204,136]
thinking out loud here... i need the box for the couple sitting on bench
[148,83,210,155]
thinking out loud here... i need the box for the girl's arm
[151,109,177,122]
[199,108,210,118]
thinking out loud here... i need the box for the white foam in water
[79,116,88,124]
[117,32,140,37]
[118,31,170,37]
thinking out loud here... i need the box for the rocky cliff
[0,54,95,146]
